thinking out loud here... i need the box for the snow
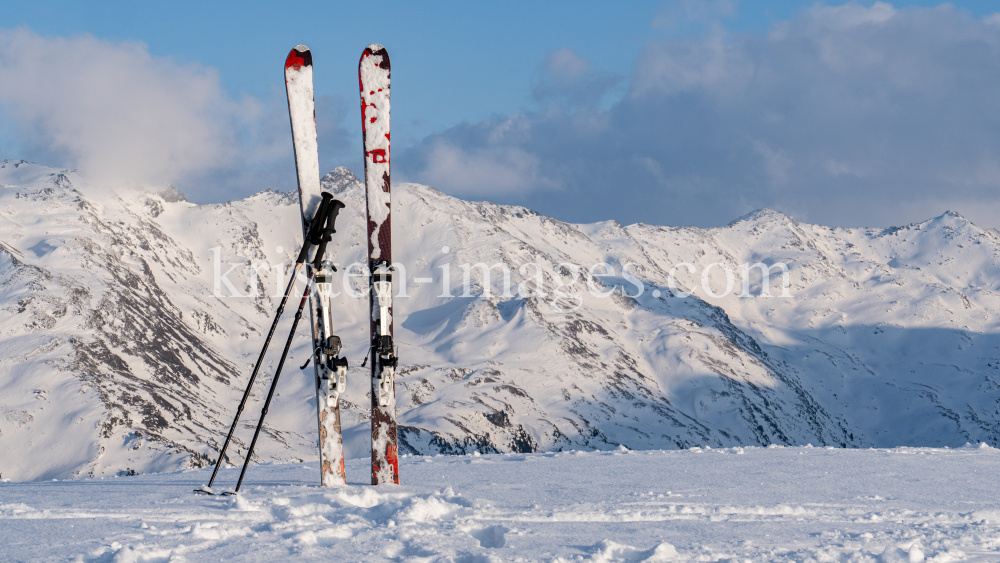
[2,446,998,561]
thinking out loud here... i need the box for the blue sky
[2,1,1000,228]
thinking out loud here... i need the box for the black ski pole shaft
[231,279,314,494]
[199,193,334,492]
[228,198,343,494]
[200,265,302,490]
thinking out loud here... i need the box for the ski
[227,200,343,495]
[359,43,399,485]
[285,44,347,487]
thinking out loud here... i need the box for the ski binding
[372,260,397,407]
[317,336,348,406]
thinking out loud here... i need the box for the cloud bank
[0,28,353,202]
[400,2,1000,229]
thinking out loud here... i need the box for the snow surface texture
[3,160,1000,482]
[1,446,996,562]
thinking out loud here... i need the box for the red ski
[359,43,398,485]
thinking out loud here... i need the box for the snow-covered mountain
[3,159,1000,482]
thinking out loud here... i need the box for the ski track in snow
[2,446,999,562]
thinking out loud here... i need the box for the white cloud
[531,48,621,108]
[542,48,591,81]
[0,28,353,202]
[401,3,1000,229]
[418,138,559,197]
[0,29,242,187]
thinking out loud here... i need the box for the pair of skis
[196,43,399,494]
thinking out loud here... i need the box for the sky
[2,0,1000,229]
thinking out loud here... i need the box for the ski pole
[228,199,344,494]
[196,193,336,494]
[227,277,313,495]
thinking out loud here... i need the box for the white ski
[285,44,346,487]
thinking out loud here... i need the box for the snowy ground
[3,446,1000,562]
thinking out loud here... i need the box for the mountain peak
[321,167,363,194]
[936,210,968,223]
[916,210,976,232]
[728,208,793,227]
[157,184,188,203]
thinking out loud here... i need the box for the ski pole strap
[299,349,319,370]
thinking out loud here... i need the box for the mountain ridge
[1,161,999,481]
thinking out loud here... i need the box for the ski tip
[286,45,312,70]
[361,44,390,69]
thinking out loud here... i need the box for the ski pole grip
[296,193,334,264]
[312,235,332,269]
[325,200,346,234]
[307,193,335,244]
[312,200,345,269]
[294,237,313,265]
